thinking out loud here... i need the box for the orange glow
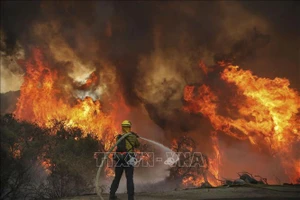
[184,64,300,183]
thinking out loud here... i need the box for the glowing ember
[40,158,52,175]
[184,64,300,183]
[12,148,21,159]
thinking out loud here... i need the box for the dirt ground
[60,185,300,200]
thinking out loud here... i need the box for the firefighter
[109,120,140,200]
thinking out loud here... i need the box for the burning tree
[168,136,213,187]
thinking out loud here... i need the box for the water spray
[139,137,174,152]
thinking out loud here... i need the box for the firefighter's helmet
[121,120,132,127]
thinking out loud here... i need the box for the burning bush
[0,114,103,199]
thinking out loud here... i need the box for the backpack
[116,134,134,152]
[113,132,136,165]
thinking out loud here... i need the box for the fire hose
[95,132,132,200]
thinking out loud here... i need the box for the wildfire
[14,48,129,146]
[183,64,300,183]
[11,47,300,185]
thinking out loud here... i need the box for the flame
[14,48,129,146]
[75,71,98,90]
[207,132,221,186]
[184,64,300,183]
[182,176,204,187]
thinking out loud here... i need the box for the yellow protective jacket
[120,132,140,152]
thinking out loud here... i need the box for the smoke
[2,1,297,99]
[132,1,272,136]
[0,31,25,93]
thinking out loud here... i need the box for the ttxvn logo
[94,152,207,168]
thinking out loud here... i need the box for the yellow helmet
[121,120,132,127]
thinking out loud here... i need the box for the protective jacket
[119,132,140,152]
